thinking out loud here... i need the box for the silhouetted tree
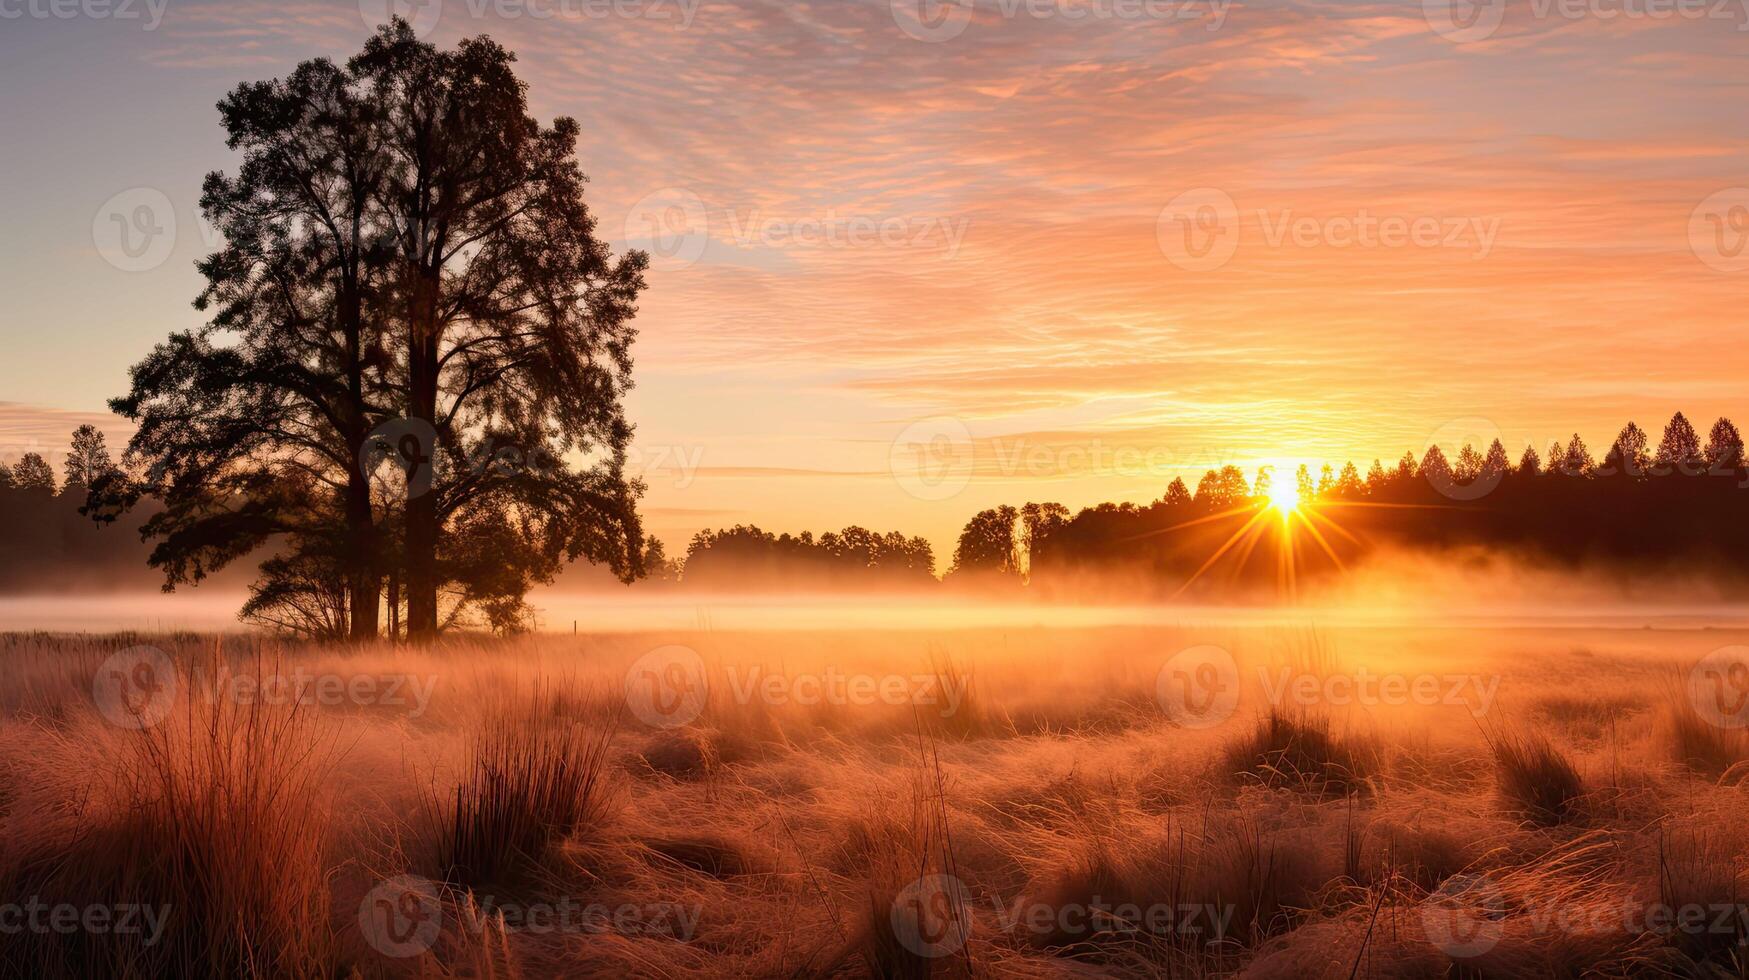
[1559,435,1593,476]
[240,543,352,638]
[639,538,682,583]
[1544,440,1564,475]
[1602,421,1649,478]
[1453,444,1483,482]
[103,21,651,640]
[682,524,934,589]
[1334,461,1363,498]
[1297,464,1316,500]
[1317,464,1335,497]
[62,424,115,495]
[1195,465,1249,507]
[1252,466,1273,500]
[951,506,1019,577]
[1365,459,1387,493]
[1705,417,1744,474]
[1163,477,1191,506]
[12,453,54,495]
[1394,452,1416,482]
[1655,411,1703,476]
[0,460,12,492]
[1020,501,1070,575]
[1518,444,1540,476]
[1483,439,1510,478]
[1419,444,1451,488]
[100,52,395,640]
[351,22,649,638]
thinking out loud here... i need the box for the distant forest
[0,426,168,592]
[676,411,1749,595]
[6,411,1748,601]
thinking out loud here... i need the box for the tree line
[0,425,114,497]
[662,411,1749,593]
[943,411,1749,594]
[11,410,1747,602]
[0,427,170,592]
[677,525,936,590]
[80,21,652,641]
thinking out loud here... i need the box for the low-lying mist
[10,545,1749,635]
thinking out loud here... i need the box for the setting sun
[1267,480,1301,518]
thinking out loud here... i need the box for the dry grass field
[3,624,1748,978]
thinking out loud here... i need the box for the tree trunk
[345,467,380,642]
[405,491,438,640]
[404,272,442,641]
[340,268,380,643]
[347,573,380,642]
[387,570,401,642]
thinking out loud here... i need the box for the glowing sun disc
[1267,481,1300,516]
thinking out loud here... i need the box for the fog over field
[9,546,1749,634]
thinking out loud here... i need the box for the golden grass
[0,626,1745,977]
[0,645,336,978]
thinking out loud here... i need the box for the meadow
[2,623,1747,978]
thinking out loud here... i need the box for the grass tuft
[1222,708,1375,797]
[1483,726,1584,825]
[428,680,618,888]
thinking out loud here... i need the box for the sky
[1,0,1746,561]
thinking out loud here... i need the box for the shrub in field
[1484,727,1584,825]
[1223,708,1376,797]
[429,681,618,887]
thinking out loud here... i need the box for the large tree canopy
[350,22,649,638]
[99,20,649,640]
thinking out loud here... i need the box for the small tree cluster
[681,525,936,589]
